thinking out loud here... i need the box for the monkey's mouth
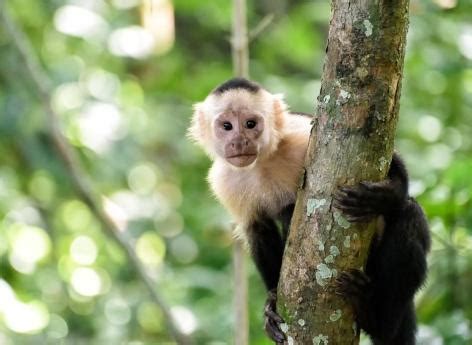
[226,154,257,167]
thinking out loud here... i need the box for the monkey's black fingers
[264,306,284,324]
[340,183,378,195]
[338,187,363,200]
[333,211,371,223]
[339,186,381,204]
[334,188,378,208]
[341,180,392,195]
[335,210,373,223]
[335,270,371,296]
[345,269,371,285]
[267,288,277,301]
[264,289,282,319]
[335,285,361,299]
[332,200,374,215]
[345,214,373,223]
[336,270,370,286]
[336,271,372,323]
[334,195,368,208]
[337,183,398,217]
[263,288,286,343]
[359,180,393,193]
[264,319,286,344]
[332,200,375,222]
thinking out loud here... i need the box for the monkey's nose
[231,139,249,149]
[231,142,242,150]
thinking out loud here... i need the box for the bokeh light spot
[427,144,452,169]
[137,302,163,333]
[108,26,155,59]
[28,171,57,204]
[8,224,51,274]
[418,115,442,142]
[128,163,158,195]
[170,234,198,264]
[60,200,92,233]
[135,232,166,267]
[171,306,197,335]
[4,300,50,334]
[157,183,182,208]
[70,236,98,265]
[76,102,127,153]
[156,211,184,237]
[54,5,108,40]
[70,267,102,297]
[47,314,69,340]
[52,83,85,113]
[84,69,121,101]
[459,26,472,60]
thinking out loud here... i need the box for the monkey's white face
[189,88,285,168]
[213,108,265,167]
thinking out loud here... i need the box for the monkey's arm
[247,216,285,291]
[336,200,429,342]
[246,216,286,343]
[334,154,430,344]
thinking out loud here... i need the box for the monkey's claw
[335,269,371,296]
[335,269,373,330]
[335,269,372,316]
[333,181,394,221]
[264,289,286,344]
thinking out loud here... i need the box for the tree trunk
[277,1,410,344]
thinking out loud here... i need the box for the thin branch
[231,0,250,344]
[0,3,191,344]
[248,14,275,42]
[232,0,249,78]
[232,233,249,345]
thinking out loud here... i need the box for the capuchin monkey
[188,78,430,345]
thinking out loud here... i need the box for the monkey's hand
[333,180,403,222]
[335,269,373,332]
[264,288,286,344]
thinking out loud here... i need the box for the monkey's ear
[188,102,208,145]
[272,94,288,131]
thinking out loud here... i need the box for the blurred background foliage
[0,0,471,344]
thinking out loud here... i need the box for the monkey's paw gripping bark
[335,269,372,330]
[264,289,286,344]
[333,181,396,222]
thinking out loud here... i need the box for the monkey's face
[213,109,264,168]
[189,85,284,166]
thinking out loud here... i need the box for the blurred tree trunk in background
[232,0,249,344]
[277,1,410,343]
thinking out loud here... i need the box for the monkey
[188,78,430,345]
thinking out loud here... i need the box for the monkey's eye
[223,122,233,131]
[246,120,256,129]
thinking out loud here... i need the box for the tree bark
[277,1,410,344]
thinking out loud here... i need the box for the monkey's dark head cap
[212,78,261,95]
